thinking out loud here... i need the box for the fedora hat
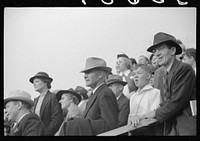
[147,32,182,55]
[105,74,127,86]
[4,90,34,107]
[80,57,112,73]
[56,88,81,103]
[75,86,88,100]
[29,72,53,84]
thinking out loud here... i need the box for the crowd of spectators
[4,32,196,136]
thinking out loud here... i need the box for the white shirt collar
[92,83,104,94]
[16,112,30,123]
[136,84,153,94]
[116,94,122,100]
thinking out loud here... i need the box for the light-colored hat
[29,72,53,84]
[105,74,127,86]
[80,57,112,73]
[4,90,34,107]
[147,32,182,55]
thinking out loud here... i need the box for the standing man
[4,90,45,136]
[106,74,130,127]
[116,54,138,99]
[29,72,63,136]
[59,57,119,135]
[145,32,196,135]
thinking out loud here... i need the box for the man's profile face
[5,101,19,122]
[84,69,101,89]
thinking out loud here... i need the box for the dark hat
[56,88,81,103]
[147,32,182,55]
[75,86,88,100]
[4,90,34,107]
[117,53,129,59]
[29,72,53,84]
[80,57,112,73]
[105,74,127,86]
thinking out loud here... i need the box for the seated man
[128,64,161,135]
[106,74,130,127]
[4,90,45,136]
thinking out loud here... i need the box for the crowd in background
[4,32,196,136]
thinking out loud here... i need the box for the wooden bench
[97,118,158,136]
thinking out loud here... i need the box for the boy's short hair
[137,64,152,74]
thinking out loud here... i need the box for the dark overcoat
[117,94,130,127]
[155,59,196,135]
[11,113,45,136]
[33,91,63,136]
[59,84,119,135]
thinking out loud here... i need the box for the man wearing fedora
[59,57,119,135]
[29,72,63,136]
[144,32,196,135]
[4,90,45,136]
[106,74,130,127]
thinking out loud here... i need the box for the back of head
[185,48,196,61]
[130,58,137,65]
[138,55,150,65]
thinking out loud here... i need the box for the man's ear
[17,101,22,109]
[170,46,176,55]
[191,56,195,62]
[147,73,152,80]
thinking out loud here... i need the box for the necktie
[162,70,169,102]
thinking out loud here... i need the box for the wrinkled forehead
[5,101,18,107]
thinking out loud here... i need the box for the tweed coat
[33,91,63,136]
[59,84,119,135]
[155,59,196,135]
[11,113,45,136]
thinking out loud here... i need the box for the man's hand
[128,115,140,127]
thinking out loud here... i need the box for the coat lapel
[33,97,39,113]
[166,59,180,98]
[83,84,105,118]
[39,91,50,118]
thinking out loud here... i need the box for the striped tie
[163,70,169,102]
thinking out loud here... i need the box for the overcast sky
[4,7,196,99]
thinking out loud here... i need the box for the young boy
[128,64,161,135]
